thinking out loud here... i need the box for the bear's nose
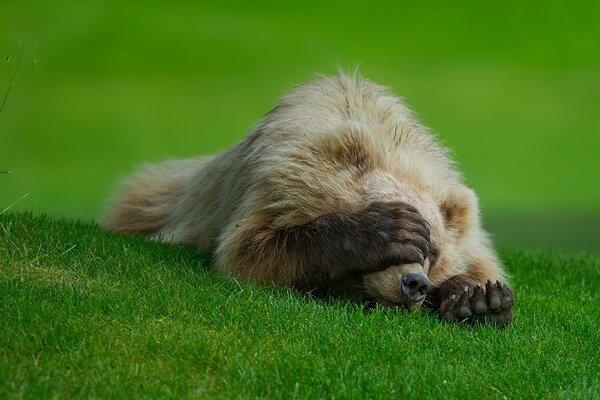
[401,273,429,302]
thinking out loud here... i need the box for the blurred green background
[1,1,599,251]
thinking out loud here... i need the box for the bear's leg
[426,260,514,327]
[217,201,431,289]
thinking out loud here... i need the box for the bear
[105,73,514,326]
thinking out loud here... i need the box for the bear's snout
[401,273,429,302]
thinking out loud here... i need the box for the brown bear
[105,74,514,326]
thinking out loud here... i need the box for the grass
[1,212,598,399]
[1,1,599,397]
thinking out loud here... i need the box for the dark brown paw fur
[439,280,514,327]
[358,201,431,269]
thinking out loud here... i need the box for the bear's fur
[105,74,514,325]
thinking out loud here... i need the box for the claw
[485,279,494,295]
[472,283,487,314]
[440,294,458,322]
[458,287,472,318]
[487,280,501,310]
[501,285,514,309]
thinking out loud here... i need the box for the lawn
[1,212,598,399]
[1,1,600,398]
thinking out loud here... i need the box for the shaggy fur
[105,74,513,324]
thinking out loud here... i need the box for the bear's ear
[440,187,479,237]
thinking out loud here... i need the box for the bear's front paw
[439,280,514,327]
[361,201,431,268]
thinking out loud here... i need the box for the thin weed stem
[0,50,24,116]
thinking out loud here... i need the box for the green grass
[1,212,598,399]
[1,2,599,397]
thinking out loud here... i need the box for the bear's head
[334,182,479,310]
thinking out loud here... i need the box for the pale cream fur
[105,73,508,304]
